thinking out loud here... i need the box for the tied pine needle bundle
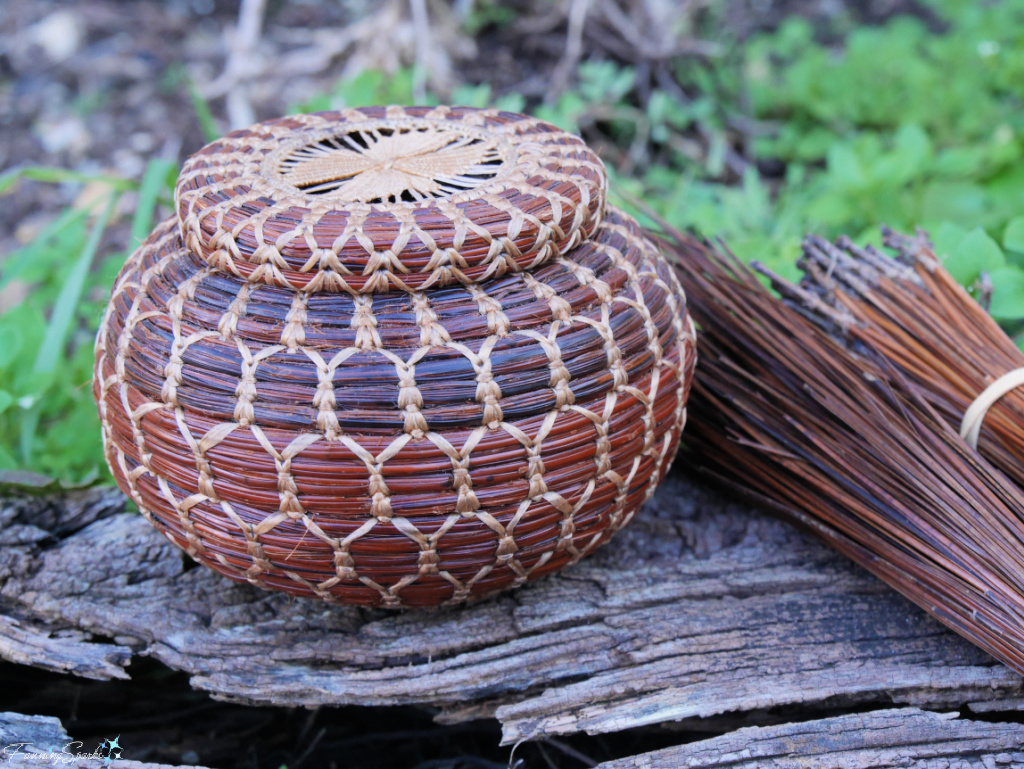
[770,228,1024,489]
[660,230,1024,675]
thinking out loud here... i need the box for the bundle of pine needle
[659,229,1024,675]
[774,228,1024,489]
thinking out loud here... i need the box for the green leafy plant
[738,2,1024,293]
[7,0,1024,482]
[0,159,177,481]
[531,2,1024,311]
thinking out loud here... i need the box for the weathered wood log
[2,470,1023,747]
[5,706,1023,768]
[0,615,130,681]
[0,711,204,768]
[0,712,72,760]
[595,707,1024,768]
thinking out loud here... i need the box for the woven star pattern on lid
[277,124,502,201]
[95,108,696,608]
[175,106,608,293]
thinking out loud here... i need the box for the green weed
[6,1,1024,481]
[0,164,176,482]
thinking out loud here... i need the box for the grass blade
[187,79,221,142]
[0,205,90,292]
[131,158,177,246]
[19,194,118,463]
[0,166,134,194]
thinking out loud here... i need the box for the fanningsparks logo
[2,735,123,764]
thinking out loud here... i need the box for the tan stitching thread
[97,110,695,608]
[175,107,606,292]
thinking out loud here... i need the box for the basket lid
[175,106,607,293]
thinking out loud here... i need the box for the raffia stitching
[95,110,694,608]
[175,107,607,293]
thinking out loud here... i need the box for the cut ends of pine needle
[660,225,1024,676]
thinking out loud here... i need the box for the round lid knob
[175,106,607,293]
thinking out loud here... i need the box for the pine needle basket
[93,107,696,608]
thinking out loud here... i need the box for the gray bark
[0,711,203,768]
[2,471,1023,748]
[595,707,1024,769]
[1,711,72,756]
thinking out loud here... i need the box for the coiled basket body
[94,106,697,607]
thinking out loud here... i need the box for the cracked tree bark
[0,711,203,768]
[4,706,1022,769]
[595,707,1024,768]
[2,469,1024,759]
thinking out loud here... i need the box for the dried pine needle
[659,229,1024,675]
[775,227,1024,490]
